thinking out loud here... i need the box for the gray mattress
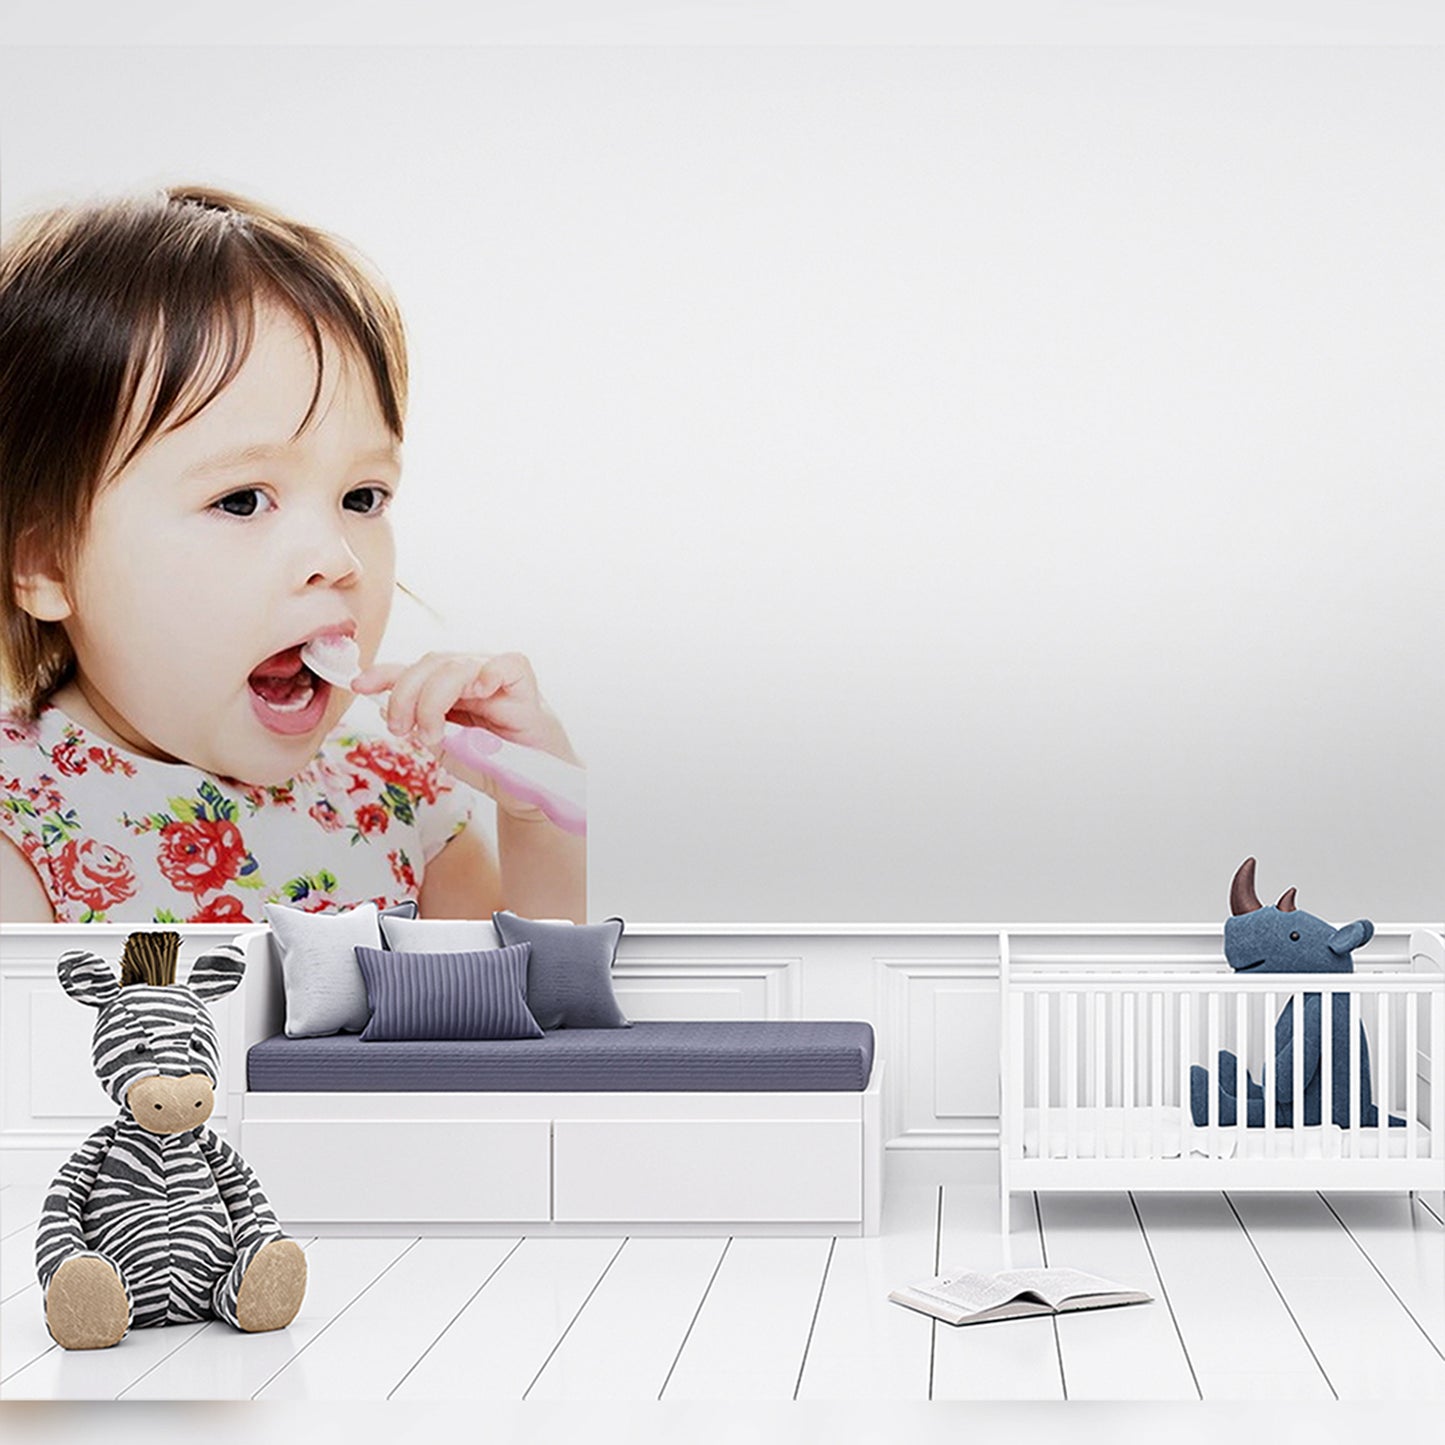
[247,1020,875,1093]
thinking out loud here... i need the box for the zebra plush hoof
[235,1239,307,1333]
[45,1256,130,1350]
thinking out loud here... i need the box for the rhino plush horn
[1230,857,1263,916]
[1276,888,1297,912]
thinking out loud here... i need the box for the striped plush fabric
[354,944,543,1041]
[36,937,305,1348]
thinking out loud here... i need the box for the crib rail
[1000,951,1445,1185]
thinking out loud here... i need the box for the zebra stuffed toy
[36,931,306,1350]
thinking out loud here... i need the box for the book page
[994,1268,1128,1308]
[909,1272,1044,1315]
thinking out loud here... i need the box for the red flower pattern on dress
[1,719,38,747]
[355,802,388,835]
[86,745,135,776]
[308,798,344,832]
[345,739,440,804]
[50,838,138,911]
[51,736,89,777]
[0,709,469,921]
[188,894,248,923]
[388,849,419,892]
[156,818,246,895]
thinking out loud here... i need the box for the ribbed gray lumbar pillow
[353,943,542,1041]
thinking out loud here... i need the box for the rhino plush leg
[1191,1053,1242,1126]
[44,1252,132,1350]
[212,1237,307,1333]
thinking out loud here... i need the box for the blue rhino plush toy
[1189,858,1402,1129]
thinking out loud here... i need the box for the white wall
[2,41,1440,922]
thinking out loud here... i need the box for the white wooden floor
[3,1167,1442,1404]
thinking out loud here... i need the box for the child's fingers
[349,662,406,695]
[409,660,499,746]
[381,654,483,742]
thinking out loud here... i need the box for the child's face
[57,306,401,786]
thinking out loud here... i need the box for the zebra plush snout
[126,1074,215,1134]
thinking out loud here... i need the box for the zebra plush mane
[119,932,179,989]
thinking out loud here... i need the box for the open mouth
[247,645,331,736]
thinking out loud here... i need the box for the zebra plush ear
[57,951,121,1009]
[185,944,246,1002]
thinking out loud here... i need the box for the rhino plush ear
[1329,919,1375,956]
[185,944,246,1002]
[57,951,120,1009]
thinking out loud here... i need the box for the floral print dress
[0,706,472,922]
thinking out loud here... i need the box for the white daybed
[226,927,883,1237]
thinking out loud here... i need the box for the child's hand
[352,652,581,816]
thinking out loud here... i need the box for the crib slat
[1066,992,1079,1159]
[1235,990,1249,1156]
[1124,993,1136,1156]
[1094,993,1107,1156]
[1265,990,1276,1149]
[1376,990,1391,1158]
[1320,985,1335,1159]
[1151,992,1164,1162]
[1112,990,1123,1120]
[1431,986,1444,1162]
[1293,989,1306,1156]
[1405,991,1418,1161]
[1348,989,1360,1148]
[1178,991,1191,1159]
[1037,991,1050,1162]
[1206,991,1219,1153]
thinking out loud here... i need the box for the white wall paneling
[2,922,1433,1181]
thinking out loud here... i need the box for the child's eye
[210,488,275,518]
[342,485,391,515]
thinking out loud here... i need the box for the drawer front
[552,1118,862,1223]
[240,1118,552,1223]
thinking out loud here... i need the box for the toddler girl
[0,186,584,924]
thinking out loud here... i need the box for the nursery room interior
[0,2,1442,1427]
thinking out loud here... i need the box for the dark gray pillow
[379,900,419,931]
[492,912,629,1030]
[354,943,542,1042]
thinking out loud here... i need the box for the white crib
[999,928,1445,1238]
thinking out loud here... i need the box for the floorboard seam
[1318,1191,1445,1362]
[1417,1195,1444,1229]
[245,1235,419,1400]
[522,1237,628,1400]
[657,1235,730,1400]
[1034,1192,1066,1401]
[792,1236,835,1400]
[927,1184,941,1402]
[1127,1191,1202,1399]
[385,1236,523,1400]
[1222,1191,1338,1401]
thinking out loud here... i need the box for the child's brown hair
[0,185,409,718]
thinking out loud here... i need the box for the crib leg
[1000,1187,1013,1268]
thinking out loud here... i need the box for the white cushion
[264,900,383,1038]
[380,915,501,952]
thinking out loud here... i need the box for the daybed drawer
[552,1118,862,1223]
[240,1118,551,1223]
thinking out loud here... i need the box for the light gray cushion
[380,915,500,953]
[493,912,629,1030]
[264,900,383,1037]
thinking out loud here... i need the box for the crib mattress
[247,1019,876,1092]
[1021,1106,1432,1161]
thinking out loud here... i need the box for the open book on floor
[889,1266,1152,1327]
